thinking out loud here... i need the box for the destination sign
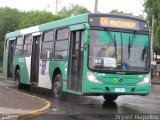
[100,17,137,29]
[89,16,148,31]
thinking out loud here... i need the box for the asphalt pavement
[0,74,51,120]
[34,84,160,120]
[1,72,160,120]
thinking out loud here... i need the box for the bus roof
[6,13,89,38]
[6,13,147,38]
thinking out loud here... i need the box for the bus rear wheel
[103,94,118,102]
[53,74,67,101]
[15,69,22,89]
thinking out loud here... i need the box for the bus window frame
[40,29,55,60]
[14,36,24,56]
[53,27,70,60]
[87,28,150,75]
[22,34,32,57]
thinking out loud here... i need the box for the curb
[4,86,51,120]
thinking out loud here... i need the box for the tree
[144,0,160,25]
[144,0,160,49]
[0,5,90,63]
[18,11,65,29]
[58,4,91,18]
[0,7,21,61]
[0,8,65,63]
[110,9,144,18]
[110,9,125,14]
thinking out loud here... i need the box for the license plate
[115,88,125,92]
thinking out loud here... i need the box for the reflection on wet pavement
[1,79,160,120]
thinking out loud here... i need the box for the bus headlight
[87,72,103,84]
[137,75,150,85]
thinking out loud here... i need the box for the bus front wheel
[15,69,22,89]
[103,94,118,102]
[53,74,67,101]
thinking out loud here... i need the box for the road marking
[4,86,51,119]
[51,108,57,111]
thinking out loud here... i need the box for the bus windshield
[89,30,150,73]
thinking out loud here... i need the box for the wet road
[0,79,160,120]
[35,87,160,120]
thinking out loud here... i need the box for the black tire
[15,69,22,89]
[103,94,118,102]
[53,74,67,101]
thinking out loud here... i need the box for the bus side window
[54,28,69,59]
[15,36,23,56]
[23,35,32,57]
[41,30,54,59]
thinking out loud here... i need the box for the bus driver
[99,47,109,58]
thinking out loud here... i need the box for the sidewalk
[151,76,160,85]
[0,81,51,120]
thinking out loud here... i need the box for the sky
[0,0,145,16]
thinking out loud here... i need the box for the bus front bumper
[83,83,151,96]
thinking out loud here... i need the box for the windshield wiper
[128,30,137,59]
[130,30,137,47]
[114,34,117,58]
[105,28,117,58]
[128,36,131,60]
[128,30,137,60]
[128,31,137,60]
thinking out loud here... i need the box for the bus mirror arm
[84,31,90,45]
[84,23,90,30]
[83,23,90,45]
[84,44,88,50]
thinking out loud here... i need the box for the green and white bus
[3,13,150,101]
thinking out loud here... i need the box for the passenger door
[68,26,84,92]
[30,35,40,84]
[38,30,54,89]
[7,40,15,78]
